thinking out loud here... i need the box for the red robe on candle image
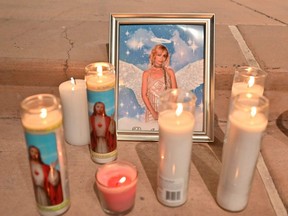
[29,146,63,206]
[90,102,116,153]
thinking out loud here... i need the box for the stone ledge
[1,58,288,91]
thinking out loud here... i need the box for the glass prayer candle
[231,66,267,97]
[20,94,70,216]
[217,92,269,211]
[95,160,138,215]
[157,89,196,207]
[85,62,117,164]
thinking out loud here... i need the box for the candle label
[87,89,115,116]
[157,175,184,203]
[24,127,70,212]
[87,88,117,163]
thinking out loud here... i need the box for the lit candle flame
[40,108,47,119]
[246,93,253,99]
[118,176,126,184]
[246,67,252,73]
[97,65,103,77]
[250,106,257,117]
[70,77,76,91]
[248,76,255,88]
[175,103,183,116]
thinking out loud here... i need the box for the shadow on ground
[276,110,288,137]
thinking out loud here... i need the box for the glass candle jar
[20,94,70,216]
[85,62,117,164]
[231,66,267,97]
[217,92,269,211]
[157,88,196,207]
[95,160,138,215]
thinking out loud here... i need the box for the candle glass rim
[95,160,138,189]
[159,88,196,113]
[232,92,269,114]
[85,62,115,75]
[20,94,60,114]
[235,66,268,78]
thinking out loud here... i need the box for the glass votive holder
[157,88,196,207]
[95,160,138,215]
[217,92,269,212]
[231,66,267,97]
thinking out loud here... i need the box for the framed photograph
[109,13,215,142]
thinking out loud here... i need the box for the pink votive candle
[95,160,138,214]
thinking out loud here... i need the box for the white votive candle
[217,93,269,211]
[157,89,196,207]
[59,78,90,146]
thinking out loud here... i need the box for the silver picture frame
[109,13,215,142]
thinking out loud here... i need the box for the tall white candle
[157,89,196,207]
[217,94,269,211]
[20,94,70,216]
[59,78,90,146]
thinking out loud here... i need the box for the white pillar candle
[157,89,196,207]
[85,62,117,164]
[59,78,90,146]
[217,93,269,211]
[20,94,70,216]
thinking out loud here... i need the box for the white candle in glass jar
[217,108,268,211]
[21,108,62,131]
[85,63,115,116]
[21,94,70,216]
[59,78,90,146]
[157,109,195,207]
[85,62,117,164]
[86,72,115,91]
[231,82,264,97]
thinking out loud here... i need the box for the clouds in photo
[119,24,204,71]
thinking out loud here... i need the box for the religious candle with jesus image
[85,62,117,164]
[20,94,70,216]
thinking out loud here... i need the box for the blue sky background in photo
[119,24,204,71]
